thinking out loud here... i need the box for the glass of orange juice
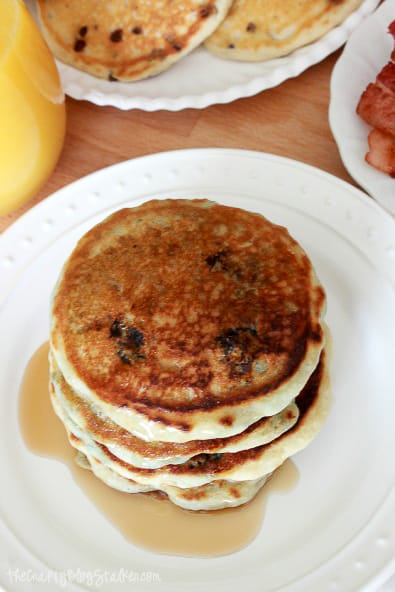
[0,0,66,216]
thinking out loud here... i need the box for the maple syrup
[19,343,298,557]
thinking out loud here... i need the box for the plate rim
[2,147,395,304]
[1,146,392,233]
[27,0,381,111]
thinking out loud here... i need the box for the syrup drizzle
[19,343,298,557]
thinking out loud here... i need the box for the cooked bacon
[356,19,395,177]
[390,20,395,60]
[365,128,395,177]
[377,61,395,92]
[357,81,395,136]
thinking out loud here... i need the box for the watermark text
[7,567,161,588]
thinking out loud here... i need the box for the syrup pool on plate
[0,0,66,216]
[19,343,299,557]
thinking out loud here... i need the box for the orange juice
[0,0,66,216]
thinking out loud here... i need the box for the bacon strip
[357,82,395,136]
[377,61,395,92]
[366,128,395,177]
[356,20,395,177]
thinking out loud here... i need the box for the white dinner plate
[1,149,395,592]
[329,0,395,215]
[26,0,380,110]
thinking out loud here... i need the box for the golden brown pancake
[75,449,269,511]
[205,0,363,61]
[51,351,299,468]
[51,349,330,489]
[50,199,326,443]
[50,393,271,510]
[36,0,232,81]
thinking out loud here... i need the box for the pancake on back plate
[50,199,326,444]
[205,0,363,61]
[36,0,232,81]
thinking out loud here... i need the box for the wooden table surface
[0,49,360,233]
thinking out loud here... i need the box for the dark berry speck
[74,39,86,52]
[246,22,256,32]
[110,28,123,42]
[110,318,123,337]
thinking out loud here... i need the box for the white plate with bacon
[330,0,395,215]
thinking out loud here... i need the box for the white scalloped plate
[26,0,380,110]
[1,150,395,592]
[329,0,395,215]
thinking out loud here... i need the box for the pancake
[55,399,271,510]
[162,474,269,510]
[58,410,270,511]
[50,349,330,489]
[50,352,299,469]
[36,0,232,81]
[77,451,269,510]
[205,0,363,61]
[50,199,326,443]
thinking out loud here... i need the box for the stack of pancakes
[36,0,363,81]
[49,199,330,511]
